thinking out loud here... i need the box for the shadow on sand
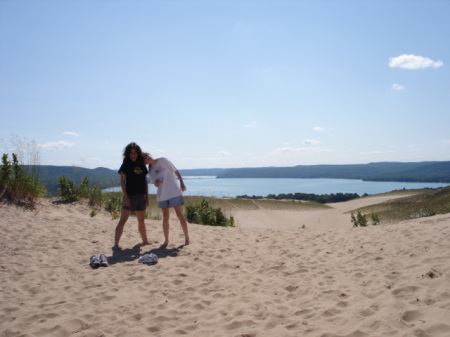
[107,243,187,266]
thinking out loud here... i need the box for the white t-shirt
[149,157,182,202]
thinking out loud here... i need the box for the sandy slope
[233,194,409,230]
[1,195,449,337]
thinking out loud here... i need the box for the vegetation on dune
[0,153,46,208]
[58,176,103,208]
[185,199,235,227]
[348,186,450,224]
[351,211,380,227]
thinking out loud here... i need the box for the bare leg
[161,207,170,247]
[114,209,131,249]
[136,210,150,245]
[174,205,190,245]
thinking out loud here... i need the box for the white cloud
[358,150,383,155]
[389,54,443,69]
[270,146,331,156]
[303,139,321,145]
[40,140,74,151]
[245,121,256,128]
[218,151,230,157]
[392,83,405,90]
[63,132,79,137]
[313,126,324,131]
[440,139,450,144]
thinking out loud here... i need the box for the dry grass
[347,186,450,223]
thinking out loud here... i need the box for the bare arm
[175,170,186,192]
[145,175,149,206]
[120,172,130,206]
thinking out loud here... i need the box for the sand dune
[1,195,449,337]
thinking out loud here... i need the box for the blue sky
[1,0,449,170]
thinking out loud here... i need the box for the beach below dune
[1,195,450,337]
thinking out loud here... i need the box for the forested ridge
[214,161,450,183]
[24,165,118,195]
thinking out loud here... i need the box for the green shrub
[58,176,79,202]
[370,212,380,226]
[351,211,380,227]
[1,154,13,189]
[88,185,103,208]
[104,193,122,219]
[79,177,91,199]
[351,211,368,227]
[185,199,235,227]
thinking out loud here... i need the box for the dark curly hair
[123,142,144,164]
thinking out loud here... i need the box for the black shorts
[122,194,146,211]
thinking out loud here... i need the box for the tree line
[237,192,364,204]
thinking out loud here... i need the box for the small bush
[370,212,380,226]
[104,194,122,219]
[58,177,79,202]
[185,199,235,227]
[351,211,380,227]
[79,177,91,199]
[351,211,368,227]
[88,185,103,208]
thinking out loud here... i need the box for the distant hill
[179,168,226,176]
[215,162,450,183]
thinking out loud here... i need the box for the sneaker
[90,255,100,267]
[99,254,109,267]
[138,253,158,265]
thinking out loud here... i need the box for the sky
[1,0,449,170]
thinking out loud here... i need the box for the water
[176,177,449,198]
[106,177,448,197]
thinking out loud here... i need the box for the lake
[163,177,449,198]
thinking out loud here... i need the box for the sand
[1,194,450,337]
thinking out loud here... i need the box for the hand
[124,196,131,207]
[180,183,186,192]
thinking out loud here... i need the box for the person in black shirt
[113,142,150,250]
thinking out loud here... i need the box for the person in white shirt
[144,153,190,247]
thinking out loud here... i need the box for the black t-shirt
[118,161,148,196]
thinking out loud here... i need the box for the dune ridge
[1,195,449,337]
